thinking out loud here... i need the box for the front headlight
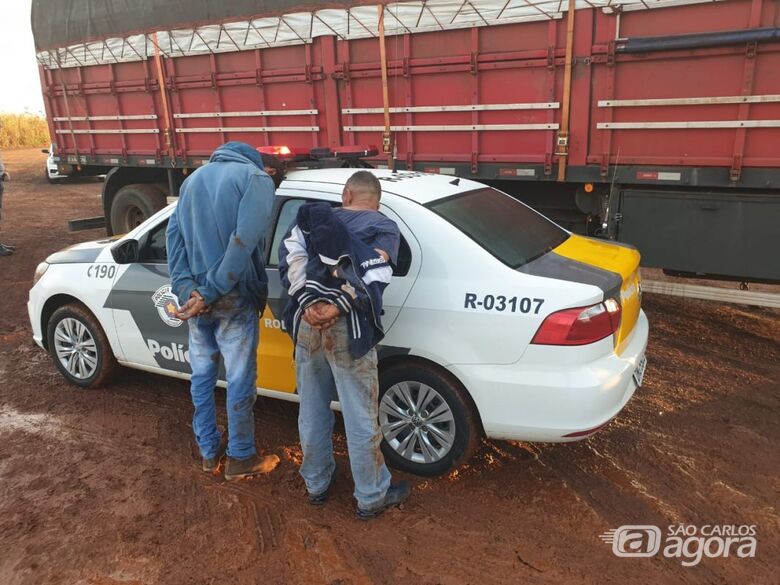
[33,262,50,285]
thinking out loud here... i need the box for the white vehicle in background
[42,143,106,184]
[27,162,649,476]
[42,144,63,183]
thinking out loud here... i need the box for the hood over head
[209,141,265,170]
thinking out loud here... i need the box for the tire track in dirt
[207,480,284,556]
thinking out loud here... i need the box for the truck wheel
[110,184,166,234]
[46,303,117,389]
[378,362,480,476]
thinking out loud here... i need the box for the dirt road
[0,148,778,585]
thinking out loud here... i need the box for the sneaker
[224,453,280,481]
[1,243,15,251]
[356,481,411,520]
[308,464,338,506]
[0,245,12,256]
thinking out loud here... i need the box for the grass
[0,113,50,149]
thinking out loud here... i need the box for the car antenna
[449,178,460,186]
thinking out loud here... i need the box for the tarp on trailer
[31,0,379,50]
[33,0,723,69]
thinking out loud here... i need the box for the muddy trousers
[295,317,392,510]
[188,295,259,460]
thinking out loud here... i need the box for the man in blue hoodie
[166,141,282,480]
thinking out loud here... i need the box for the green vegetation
[0,113,50,149]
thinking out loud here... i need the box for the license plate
[633,355,648,387]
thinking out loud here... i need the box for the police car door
[260,190,422,396]
[260,194,315,394]
[106,217,193,375]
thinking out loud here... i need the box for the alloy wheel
[379,381,456,464]
[53,318,98,379]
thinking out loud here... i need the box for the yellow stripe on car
[257,306,297,392]
[553,235,642,353]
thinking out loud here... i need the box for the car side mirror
[111,239,140,264]
[41,149,49,154]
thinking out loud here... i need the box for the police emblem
[152,285,183,327]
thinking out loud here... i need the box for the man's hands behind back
[176,291,208,320]
[304,301,339,330]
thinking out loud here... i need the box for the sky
[0,0,45,114]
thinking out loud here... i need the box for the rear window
[427,188,568,268]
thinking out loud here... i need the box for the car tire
[46,303,117,389]
[110,184,166,234]
[378,362,480,476]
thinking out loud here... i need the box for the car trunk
[553,235,642,354]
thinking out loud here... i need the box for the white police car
[28,167,648,475]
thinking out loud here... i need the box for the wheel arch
[40,294,92,350]
[102,167,170,235]
[378,353,486,438]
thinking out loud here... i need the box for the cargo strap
[378,5,394,169]
[153,33,177,165]
[557,1,576,182]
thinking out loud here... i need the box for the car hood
[46,237,119,264]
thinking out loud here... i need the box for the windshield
[427,188,568,268]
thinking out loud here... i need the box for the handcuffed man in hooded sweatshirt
[166,141,283,480]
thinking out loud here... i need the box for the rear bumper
[46,163,62,179]
[451,310,649,442]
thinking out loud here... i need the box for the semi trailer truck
[31,0,780,282]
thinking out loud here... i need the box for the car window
[427,188,568,268]
[393,234,411,277]
[268,197,412,277]
[269,198,308,267]
[141,219,168,264]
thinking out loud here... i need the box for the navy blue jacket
[166,142,275,308]
[279,202,394,358]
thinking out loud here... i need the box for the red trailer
[32,0,780,282]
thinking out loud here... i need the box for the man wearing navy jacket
[279,170,411,519]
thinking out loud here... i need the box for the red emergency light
[257,145,295,158]
[258,145,379,161]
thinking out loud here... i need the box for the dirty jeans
[188,294,259,460]
[296,317,392,510]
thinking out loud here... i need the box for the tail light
[531,299,622,346]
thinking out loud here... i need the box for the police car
[28,165,649,476]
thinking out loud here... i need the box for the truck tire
[378,362,481,476]
[110,184,166,234]
[46,303,117,389]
